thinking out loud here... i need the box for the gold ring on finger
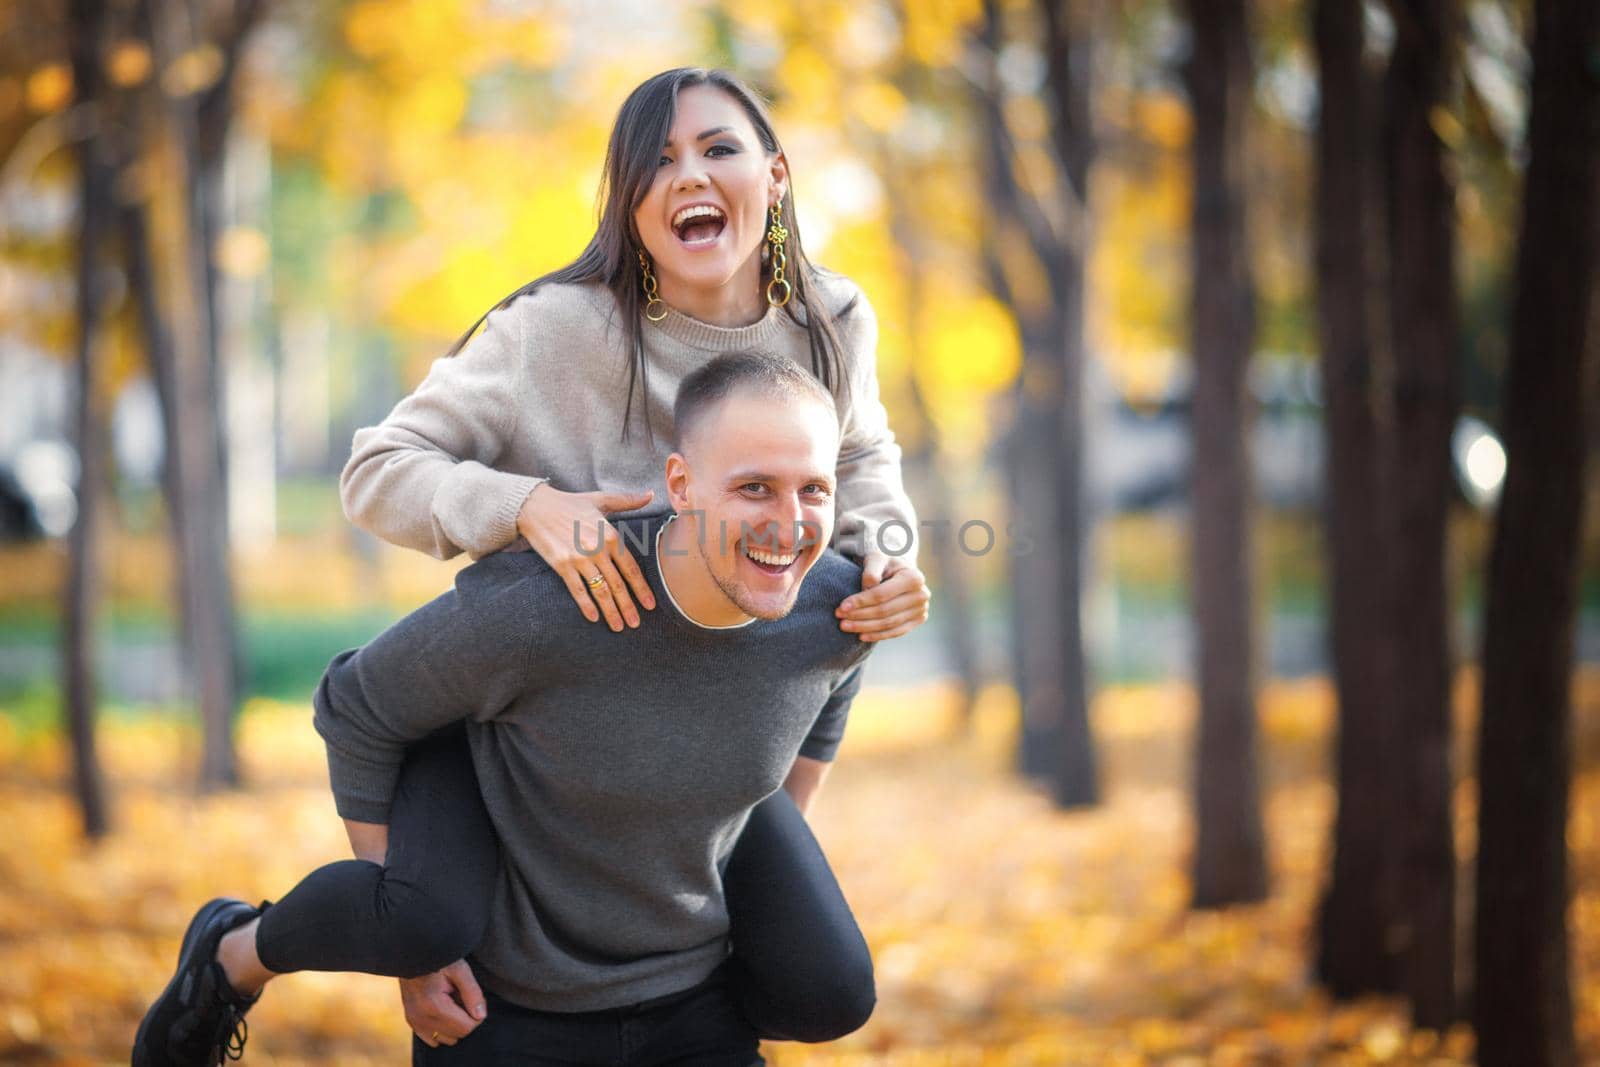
[431,1031,440,1043]
[585,573,607,589]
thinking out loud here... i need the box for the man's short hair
[674,352,840,451]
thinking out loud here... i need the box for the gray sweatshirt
[312,511,871,1012]
[339,274,917,564]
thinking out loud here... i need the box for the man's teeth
[745,545,797,566]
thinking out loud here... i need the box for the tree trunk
[1473,0,1598,1059]
[1311,0,1402,996]
[1038,0,1098,810]
[63,0,112,840]
[136,0,243,787]
[1382,0,1460,1025]
[1182,0,1268,908]
[972,0,1067,785]
[1010,355,1073,785]
[972,0,1099,802]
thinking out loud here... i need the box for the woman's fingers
[556,565,602,623]
[578,563,622,631]
[859,615,927,643]
[591,488,656,514]
[837,569,929,622]
[611,540,656,612]
[587,552,636,631]
[859,549,892,589]
[517,485,658,632]
[836,563,931,643]
[849,605,931,641]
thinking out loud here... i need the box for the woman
[133,67,929,1066]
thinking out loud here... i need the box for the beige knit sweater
[340,274,917,563]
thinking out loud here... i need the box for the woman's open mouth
[672,204,727,250]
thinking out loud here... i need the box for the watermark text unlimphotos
[570,514,1035,559]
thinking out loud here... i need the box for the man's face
[667,391,839,621]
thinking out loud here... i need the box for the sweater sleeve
[312,558,536,822]
[340,300,545,561]
[830,288,919,566]
[797,664,865,763]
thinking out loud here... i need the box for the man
[136,351,878,1066]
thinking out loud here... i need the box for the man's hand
[836,556,931,642]
[400,959,487,1048]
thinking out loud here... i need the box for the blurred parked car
[0,466,46,543]
[1090,356,1505,514]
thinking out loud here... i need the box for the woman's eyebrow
[664,126,736,147]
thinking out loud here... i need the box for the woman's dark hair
[444,67,857,444]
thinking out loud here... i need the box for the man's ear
[665,452,692,513]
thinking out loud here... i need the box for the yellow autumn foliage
[3,671,1597,1063]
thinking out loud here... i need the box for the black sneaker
[132,897,269,1066]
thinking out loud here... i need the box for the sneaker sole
[132,898,254,1067]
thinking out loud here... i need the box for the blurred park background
[2,0,1598,1063]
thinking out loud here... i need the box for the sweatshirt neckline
[653,517,759,632]
[646,302,791,351]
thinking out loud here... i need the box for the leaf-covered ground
[0,673,1596,1065]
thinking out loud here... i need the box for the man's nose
[769,494,807,543]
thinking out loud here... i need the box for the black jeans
[413,962,763,1067]
[255,723,874,1042]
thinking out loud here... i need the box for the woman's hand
[517,484,658,632]
[835,555,931,642]
[400,959,486,1048]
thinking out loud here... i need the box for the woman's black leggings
[254,724,874,1043]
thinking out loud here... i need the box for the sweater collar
[645,301,792,351]
[653,515,759,632]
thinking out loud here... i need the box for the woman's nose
[672,159,708,191]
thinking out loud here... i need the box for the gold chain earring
[765,202,791,309]
[637,249,668,322]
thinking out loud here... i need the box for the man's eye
[743,483,767,494]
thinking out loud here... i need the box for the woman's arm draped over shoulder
[340,300,544,560]
[832,287,919,565]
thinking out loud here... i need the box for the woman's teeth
[673,204,726,246]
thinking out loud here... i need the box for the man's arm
[344,819,389,863]
[314,557,535,823]
[782,757,833,817]
[786,661,868,815]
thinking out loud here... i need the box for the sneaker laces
[216,1006,249,1063]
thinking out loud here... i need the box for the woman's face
[633,84,787,304]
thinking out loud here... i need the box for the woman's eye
[707,144,736,157]
[658,155,672,167]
